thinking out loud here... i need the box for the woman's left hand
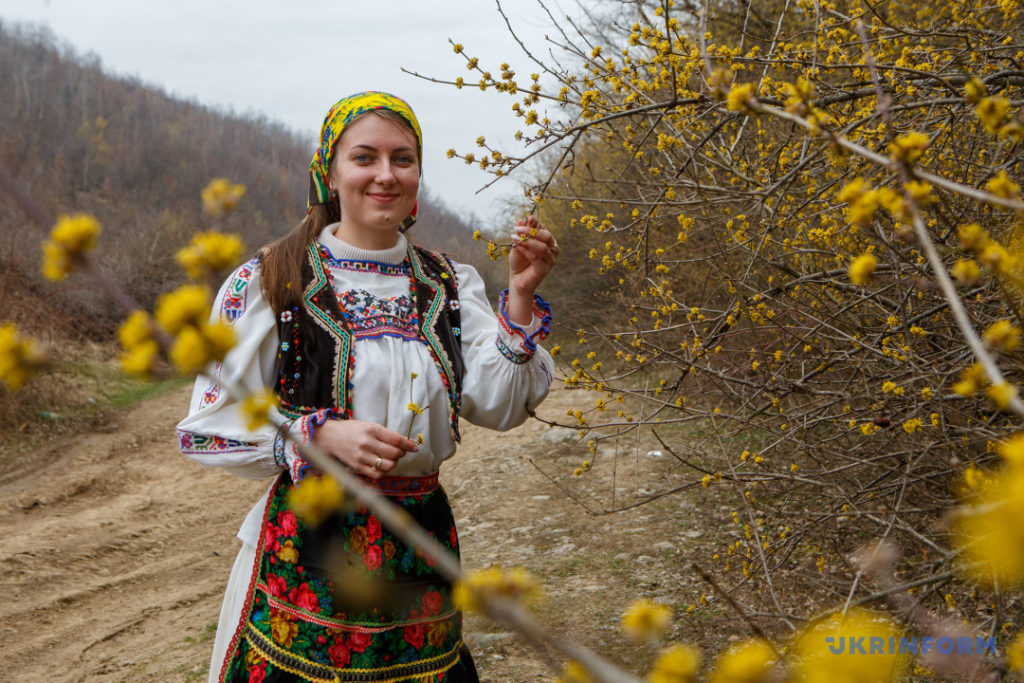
[508,215,559,297]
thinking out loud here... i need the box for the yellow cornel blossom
[963,77,987,103]
[286,474,345,528]
[452,566,542,614]
[557,661,593,683]
[952,433,1024,587]
[1007,632,1024,674]
[957,222,989,252]
[155,285,211,334]
[175,230,246,280]
[153,285,236,374]
[621,598,673,642]
[986,170,1020,200]
[848,253,876,285]
[41,213,102,281]
[241,388,278,430]
[117,310,159,378]
[0,323,47,391]
[950,259,981,284]
[975,96,1010,134]
[726,82,756,112]
[952,363,986,396]
[887,131,929,164]
[984,320,1022,351]
[201,177,246,217]
[648,644,701,683]
[986,381,1017,410]
[709,638,777,683]
[789,608,908,683]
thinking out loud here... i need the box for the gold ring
[373,457,383,471]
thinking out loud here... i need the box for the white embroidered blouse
[176,227,553,547]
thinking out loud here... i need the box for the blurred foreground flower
[789,608,908,683]
[557,661,593,683]
[151,285,236,374]
[453,566,543,614]
[1008,632,1024,674]
[118,310,159,378]
[201,177,246,217]
[952,434,1024,587]
[241,388,278,430]
[41,213,101,281]
[175,230,245,280]
[709,638,777,683]
[648,644,701,683]
[287,474,345,527]
[848,253,877,285]
[0,323,48,391]
[169,320,235,374]
[621,598,673,642]
[155,285,211,334]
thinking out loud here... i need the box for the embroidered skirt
[219,472,478,683]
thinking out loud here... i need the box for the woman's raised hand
[506,215,558,325]
[509,215,558,293]
[312,419,418,479]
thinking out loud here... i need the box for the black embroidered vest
[272,241,465,440]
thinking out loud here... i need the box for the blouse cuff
[496,290,552,364]
[277,409,335,482]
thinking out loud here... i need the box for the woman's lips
[368,193,399,203]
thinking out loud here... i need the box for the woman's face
[328,113,420,250]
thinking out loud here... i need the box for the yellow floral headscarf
[307,92,423,230]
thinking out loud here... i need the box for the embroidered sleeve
[175,259,299,480]
[496,289,552,364]
[453,262,554,431]
[278,409,335,482]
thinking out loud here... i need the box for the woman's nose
[375,162,396,184]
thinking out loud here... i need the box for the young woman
[176,92,557,682]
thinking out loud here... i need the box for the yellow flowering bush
[440,0,1024,673]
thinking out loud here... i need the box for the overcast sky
[0,0,572,227]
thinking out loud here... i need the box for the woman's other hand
[312,419,418,479]
[507,215,558,325]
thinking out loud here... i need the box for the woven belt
[244,623,461,682]
[356,471,440,496]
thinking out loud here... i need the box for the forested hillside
[0,22,488,340]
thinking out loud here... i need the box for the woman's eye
[396,155,416,165]
[354,154,371,163]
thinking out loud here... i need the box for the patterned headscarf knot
[307,91,423,230]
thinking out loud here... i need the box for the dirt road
[0,382,713,682]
